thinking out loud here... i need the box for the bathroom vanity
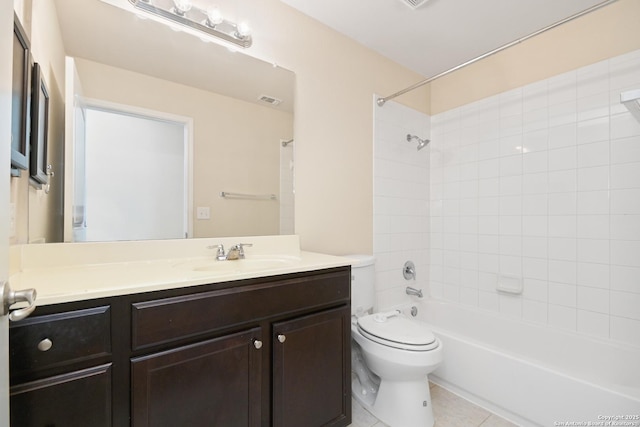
[7,236,352,427]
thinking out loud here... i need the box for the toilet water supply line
[376,0,620,107]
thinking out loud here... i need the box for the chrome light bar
[129,0,252,49]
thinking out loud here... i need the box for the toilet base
[353,377,435,427]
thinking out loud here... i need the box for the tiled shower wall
[373,98,430,311]
[429,49,640,347]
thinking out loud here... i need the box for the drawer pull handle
[37,338,53,352]
[277,334,286,343]
[253,340,263,350]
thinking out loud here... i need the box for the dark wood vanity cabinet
[9,266,351,427]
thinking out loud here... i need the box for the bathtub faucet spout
[406,286,423,298]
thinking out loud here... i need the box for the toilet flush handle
[373,310,401,323]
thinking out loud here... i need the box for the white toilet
[348,255,443,427]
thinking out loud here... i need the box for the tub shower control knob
[253,340,263,349]
[38,338,53,352]
[277,334,286,343]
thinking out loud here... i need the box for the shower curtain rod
[376,0,619,107]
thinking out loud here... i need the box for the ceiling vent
[398,0,430,10]
[258,94,282,106]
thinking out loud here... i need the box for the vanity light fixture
[128,0,252,48]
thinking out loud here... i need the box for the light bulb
[236,21,251,37]
[206,7,223,26]
[173,0,192,15]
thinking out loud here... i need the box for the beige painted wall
[240,0,431,255]
[430,0,640,114]
[74,58,293,238]
[11,0,65,244]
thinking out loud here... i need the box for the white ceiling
[279,0,609,78]
[52,0,295,112]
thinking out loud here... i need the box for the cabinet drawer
[10,364,112,427]
[10,306,111,378]
[132,269,350,350]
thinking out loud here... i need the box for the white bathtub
[399,300,640,426]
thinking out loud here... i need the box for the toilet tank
[346,255,376,316]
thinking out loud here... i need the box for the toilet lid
[357,312,437,350]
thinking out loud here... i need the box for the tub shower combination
[399,300,640,426]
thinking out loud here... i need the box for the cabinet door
[131,328,262,427]
[10,364,112,427]
[272,306,351,427]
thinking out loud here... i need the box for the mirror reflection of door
[75,106,189,242]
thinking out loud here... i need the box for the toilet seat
[357,312,439,351]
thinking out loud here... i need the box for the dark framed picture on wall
[30,63,49,184]
[11,13,31,172]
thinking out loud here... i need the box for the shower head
[406,134,430,151]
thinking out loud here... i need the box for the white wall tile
[577,262,610,289]
[549,282,577,307]
[549,260,577,284]
[610,215,640,240]
[523,299,548,323]
[522,236,548,259]
[523,278,548,302]
[611,240,640,268]
[523,257,548,281]
[548,123,577,149]
[611,135,640,164]
[548,193,576,215]
[577,191,609,215]
[478,291,500,312]
[522,151,548,174]
[611,316,640,347]
[577,117,610,146]
[577,140,610,167]
[610,112,640,140]
[548,147,576,171]
[549,215,577,238]
[577,310,609,339]
[548,170,577,193]
[522,194,548,216]
[577,286,610,313]
[427,49,640,347]
[548,237,576,261]
[549,304,577,331]
[610,291,640,321]
[577,238,610,264]
[611,189,640,214]
[610,162,640,189]
[577,215,609,239]
[577,166,609,191]
[611,265,640,294]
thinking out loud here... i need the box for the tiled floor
[349,382,518,427]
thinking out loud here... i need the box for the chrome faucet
[406,286,423,298]
[208,243,253,261]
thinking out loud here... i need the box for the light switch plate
[196,206,210,220]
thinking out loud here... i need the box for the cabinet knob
[277,334,286,343]
[37,338,53,352]
[253,339,263,349]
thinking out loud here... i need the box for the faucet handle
[207,244,226,260]
[233,243,253,259]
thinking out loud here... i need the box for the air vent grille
[398,0,429,10]
[258,95,282,106]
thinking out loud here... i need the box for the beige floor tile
[479,414,519,427]
[431,385,492,427]
[350,383,514,427]
[349,398,380,427]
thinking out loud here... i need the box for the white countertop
[9,236,353,306]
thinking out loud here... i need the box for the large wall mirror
[25,0,294,244]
